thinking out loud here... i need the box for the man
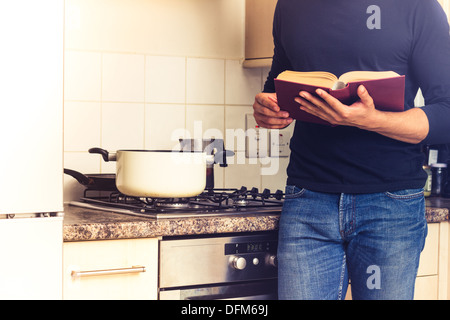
[253,0,450,299]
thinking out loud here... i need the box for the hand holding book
[276,70,429,144]
[274,70,405,126]
[295,84,379,128]
[252,92,293,129]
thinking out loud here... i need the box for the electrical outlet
[269,130,291,157]
[245,114,269,158]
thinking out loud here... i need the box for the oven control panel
[225,240,277,271]
[160,233,278,288]
[225,240,277,255]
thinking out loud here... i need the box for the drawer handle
[71,265,146,278]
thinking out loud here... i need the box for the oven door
[159,279,277,300]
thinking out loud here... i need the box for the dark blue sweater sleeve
[414,1,450,145]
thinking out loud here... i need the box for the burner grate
[78,186,284,215]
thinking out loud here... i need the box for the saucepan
[88,147,206,198]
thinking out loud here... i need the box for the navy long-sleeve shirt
[264,0,450,193]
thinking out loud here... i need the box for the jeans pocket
[384,188,424,200]
[383,188,426,223]
[284,185,307,199]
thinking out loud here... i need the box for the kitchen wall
[63,0,290,200]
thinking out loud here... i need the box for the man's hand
[253,92,293,129]
[295,85,429,144]
[295,85,377,127]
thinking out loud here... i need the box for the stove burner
[154,199,191,209]
[234,199,249,207]
[72,186,284,219]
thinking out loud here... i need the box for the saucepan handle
[88,147,117,162]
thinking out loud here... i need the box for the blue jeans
[278,186,427,300]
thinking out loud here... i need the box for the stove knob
[268,255,277,268]
[231,256,247,270]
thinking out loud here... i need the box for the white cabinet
[417,223,439,276]
[414,223,440,300]
[63,238,158,300]
[244,0,277,68]
[0,217,63,300]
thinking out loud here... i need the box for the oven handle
[71,265,146,278]
[184,293,276,300]
[214,294,275,300]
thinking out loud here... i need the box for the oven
[159,232,278,300]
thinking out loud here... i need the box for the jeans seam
[339,194,344,239]
[339,194,356,239]
[284,187,306,199]
[337,253,347,300]
[350,195,355,236]
[384,189,424,200]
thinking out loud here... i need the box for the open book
[274,70,405,126]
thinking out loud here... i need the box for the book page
[276,70,338,88]
[338,71,400,84]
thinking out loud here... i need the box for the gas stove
[69,187,284,219]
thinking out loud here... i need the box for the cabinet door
[0,217,63,300]
[63,238,158,300]
[244,0,277,67]
[415,276,438,300]
[417,223,439,277]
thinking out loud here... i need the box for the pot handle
[88,147,117,162]
[214,150,235,167]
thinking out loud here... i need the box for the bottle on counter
[423,165,432,197]
[431,163,448,196]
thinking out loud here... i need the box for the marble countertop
[63,196,450,242]
[425,196,450,222]
[63,205,280,242]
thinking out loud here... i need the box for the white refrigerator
[0,0,64,299]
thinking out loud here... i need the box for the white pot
[89,148,206,198]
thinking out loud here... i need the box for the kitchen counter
[63,204,280,242]
[425,196,450,222]
[63,197,450,242]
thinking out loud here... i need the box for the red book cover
[274,75,405,126]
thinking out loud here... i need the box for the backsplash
[63,0,290,201]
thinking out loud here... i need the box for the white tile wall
[186,105,225,140]
[64,101,101,151]
[186,58,225,105]
[63,0,289,200]
[224,152,262,189]
[101,102,145,150]
[65,0,245,59]
[64,51,102,101]
[225,105,253,152]
[102,53,145,102]
[145,56,186,104]
[145,104,186,150]
[225,60,262,105]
